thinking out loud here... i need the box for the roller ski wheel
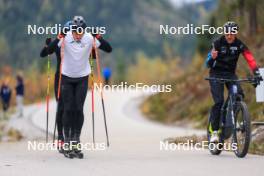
[63,150,75,159]
[72,149,84,159]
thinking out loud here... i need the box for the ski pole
[89,55,95,144]
[54,37,65,143]
[57,38,65,100]
[46,54,51,143]
[52,104,59,144]
[93,38,110,147]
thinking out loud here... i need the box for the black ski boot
[63,141,74,159]
[63,150,75,159]
[57,139,64,154]
[72,134,84,159]
[57,135,64,154]
[63,126,75,158]
[71,142,84,159]
[72,147,84,159]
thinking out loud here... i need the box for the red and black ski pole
[89,55,95,144]
[57,38,65,100]
[46,54,51,143]
[93,38,110,147]
[52,105,59,144]
[52,37,65,144]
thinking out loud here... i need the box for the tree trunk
[238,0,245,16]
[248,1,258,35]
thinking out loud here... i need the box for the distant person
[0,79,12,119]
[103,67,112,85]
[16,74,24,117]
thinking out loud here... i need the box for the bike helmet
[63,20,73,33]
[72,16,86,29]
[223,21,239,34]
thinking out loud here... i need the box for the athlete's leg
[209,79,225,131]
[73,76,88,143]
[61,75,75,144]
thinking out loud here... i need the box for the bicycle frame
[206,77,256,139]
[223,84,238,139]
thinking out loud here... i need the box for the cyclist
[205,21,263,143]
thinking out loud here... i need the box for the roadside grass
[0,108,23,142]
[141,52,264,154]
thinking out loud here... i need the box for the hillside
[0,0,216,70]
[142,0,264,127]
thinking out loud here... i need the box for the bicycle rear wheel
[232,101,251,158]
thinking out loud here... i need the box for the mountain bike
[205,77,258,158]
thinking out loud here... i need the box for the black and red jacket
[206,36,257,74]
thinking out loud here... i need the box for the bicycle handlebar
[205,77,257,84]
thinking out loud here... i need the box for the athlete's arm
[238,41,258,72]
[40,38,53,57]
[40,46,48,57]
[242,49,258,72]
[46,38,61,54]
[91,35,112,59]
[94,34,112,53]
[98,38,112,53]
[243,48,263,86]
[206,41,218,68]
[205,52,214,68]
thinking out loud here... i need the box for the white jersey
[58,32,100,78]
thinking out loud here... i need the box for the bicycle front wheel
[232,101,251,158]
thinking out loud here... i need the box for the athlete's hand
[92,33,102,39]
[253,68,263,87]
[211,49,218,59]
[57,33,65,39]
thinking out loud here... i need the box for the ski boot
[63,143,74,159]
[72,143,84,159]
[57,140,64,154]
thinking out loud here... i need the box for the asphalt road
[0,90,263,176]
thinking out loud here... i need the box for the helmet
[64,20,72,28]
[223,21,239,34]
[63,20,72,33]
[72,16,86,29]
